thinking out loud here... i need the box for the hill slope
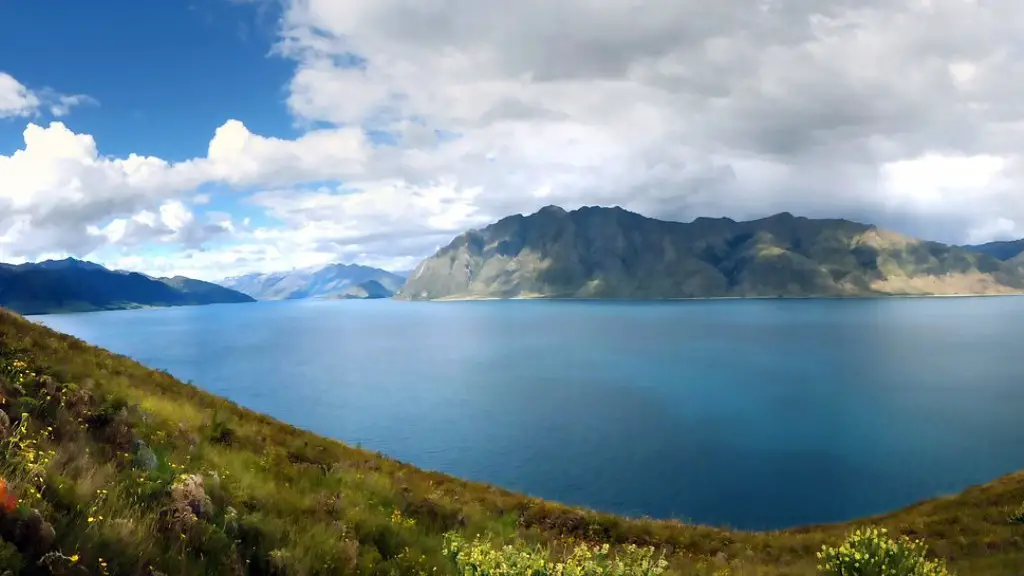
[325,279,395,300]
[1,308,1024,574]
[963,239,1024,262]
[157,276,256,304]
[220,263,405,300]
[398,206,1024,300]
[0,258,255,315]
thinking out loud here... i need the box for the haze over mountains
[0,258,254,315]
[7,207,1024,314]
[218,263,406,300]
[399,206,1024,301]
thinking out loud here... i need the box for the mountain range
[962,239,1024,262]
[7,208,1024,314]
[218,263,406,300]
[398,206,1024,300]
[0,258,254,315]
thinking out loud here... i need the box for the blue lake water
[33,297,1024,530]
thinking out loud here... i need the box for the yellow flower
[70,554,80,563]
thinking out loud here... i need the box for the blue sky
[1,0,1023,280]
[0,1,295,158]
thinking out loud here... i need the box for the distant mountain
[325,280,395,300]
[398,206,1024,300]
[0,258,255,315]
[962,239,1024,262]
[219,263,405,300]
[158,276,257,303]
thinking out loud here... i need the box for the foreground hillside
[0,259,254,315]
[220,264,405,300]
[1,309,1024,575]
[398,206,1024,300]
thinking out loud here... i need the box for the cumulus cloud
[0,72,94,118]
[7,0,1024,280]
[275,0,1024,243]
[0,119,367,266]
[0,73,40,118]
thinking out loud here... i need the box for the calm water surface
[34,298,1024,530]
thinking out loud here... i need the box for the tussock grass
[1,308,1024,574]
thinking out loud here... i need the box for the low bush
[817,527,952,576]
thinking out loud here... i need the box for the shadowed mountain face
[398,206,1024,300]
[219,263,405,300]
[962,239,1024,262]
[0,258,255,315]
[326,279,395,299]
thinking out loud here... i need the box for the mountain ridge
[0,258,255,315]
[398,206,1024,300]
[218,262,405,300]
[962,238,1024,261]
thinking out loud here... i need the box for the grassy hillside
[399,207,1023,301]
[1,308,1024,575]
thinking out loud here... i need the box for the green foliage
[209,412,236,445]
[443,532,668,576]
[1009,502,1024,525]
[0,539,23,574]
[817,528,952,576]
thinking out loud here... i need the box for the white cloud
[267,0,1024,247]
[0,73,40,118]
[7,0,1024,280]
[0,72,94,118]
[48,94,98,117]
[0,119,367,264]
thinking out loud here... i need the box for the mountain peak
[33,258,108,272]
[399,207,1024,300]
[535,205,567,216]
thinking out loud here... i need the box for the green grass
[1,308,1024,574]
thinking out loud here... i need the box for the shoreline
[400,292,1024,303]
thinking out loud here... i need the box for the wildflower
[0,479,17,513]
[70,554,80,563]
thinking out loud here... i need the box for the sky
[2,0,1024,281]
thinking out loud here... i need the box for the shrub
[1009,502,1024,525]
[817,527,952,576]
[209,413,235,445]
[0,539,23,574]
[443,532,668,576]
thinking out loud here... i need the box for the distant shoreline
[400,292,1024,303]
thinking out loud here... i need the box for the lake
[33,297,1024,530]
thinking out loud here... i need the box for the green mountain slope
[0,259,255,315]
[963,239,1024,261]
[325,279,395,300]
[2,309,1024,574]
[398,206,1023,300]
